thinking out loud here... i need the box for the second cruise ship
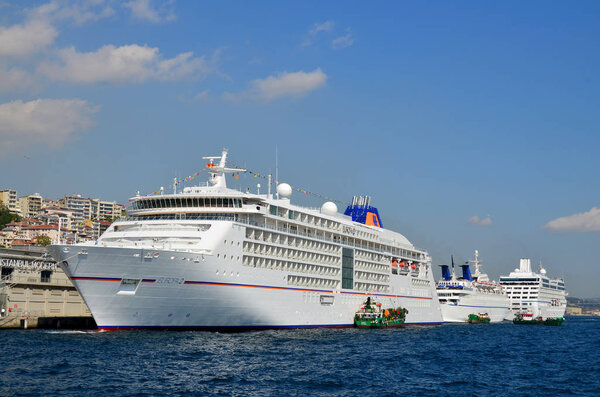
[436,250,510,323]
[500,258,567,320]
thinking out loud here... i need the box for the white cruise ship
[48,150,443,330]
[436,250,509,323]
[499,259,567,320]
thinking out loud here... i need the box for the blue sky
[1,1,599,297]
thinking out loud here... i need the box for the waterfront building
[0,247,93,328]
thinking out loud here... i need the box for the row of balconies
[242,255,341,277]
[245,228,340,254]
[287,275,340,290]
[354,270,389,284]
[242,241,341,266]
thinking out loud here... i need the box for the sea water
[1,317,598,396]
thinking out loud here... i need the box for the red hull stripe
[71,277,432,301]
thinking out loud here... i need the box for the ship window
[342,248,354,289]
[210,198,217,207]
[117,279,140,295]
[270,205,277,215]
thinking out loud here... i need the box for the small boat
[468,313,490,324]
[354,297,408,328]
[513,313,564,326]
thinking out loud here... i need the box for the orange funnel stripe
[365,212,381,227]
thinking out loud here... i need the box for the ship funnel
[519,258,531,273]
[440,265,451,281]
[460,265,473,281]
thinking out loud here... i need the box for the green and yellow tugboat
[467,313,491,324]
[513,313,564,326]
[354,297,408,328]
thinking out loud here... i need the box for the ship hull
[506,304,566,321]
[49,245,443,330]
[439,294,510,323]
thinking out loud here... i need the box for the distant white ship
[499,259,567,320]
[49,150,443,330]
[436,250,510,323]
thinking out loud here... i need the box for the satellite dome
[321,201,338,215]
[277,183,292,199]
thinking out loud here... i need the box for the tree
[36,235,51,246]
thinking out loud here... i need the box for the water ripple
[0,318,599,396]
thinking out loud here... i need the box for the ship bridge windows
[133,197,242,210]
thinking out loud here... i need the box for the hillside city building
[0,188,124,247]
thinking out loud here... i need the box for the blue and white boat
[436,250,509,323]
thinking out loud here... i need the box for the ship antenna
[451,255,456,279]
[275,145,279,199]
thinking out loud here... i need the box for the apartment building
[18,194,43,218]
[0,190,21,215]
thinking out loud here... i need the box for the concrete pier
[0,247,95,329]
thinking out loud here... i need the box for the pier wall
[0,247,95,329]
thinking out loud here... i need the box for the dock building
[0,247,94,329]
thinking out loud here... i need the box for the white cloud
[123,0,175,23]
[0,0,116,58]
[302,21,335,47]
[468,215,492,226]
[332,29,354,50]
[34,0,116,25]
[544,207,600,232]
[0,65,34,92]
[309,21,334,36]
[38,44,211,84]
[0,98,98,153]
[0,19,58,57]
[225,68,327,102]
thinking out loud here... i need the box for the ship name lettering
[156,277,184,285]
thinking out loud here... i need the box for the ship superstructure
[499,259,567,320]
[436,250,509,323]
[48,150,443,330]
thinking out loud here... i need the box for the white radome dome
[277,183,292,198]
[321,201,338,215]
